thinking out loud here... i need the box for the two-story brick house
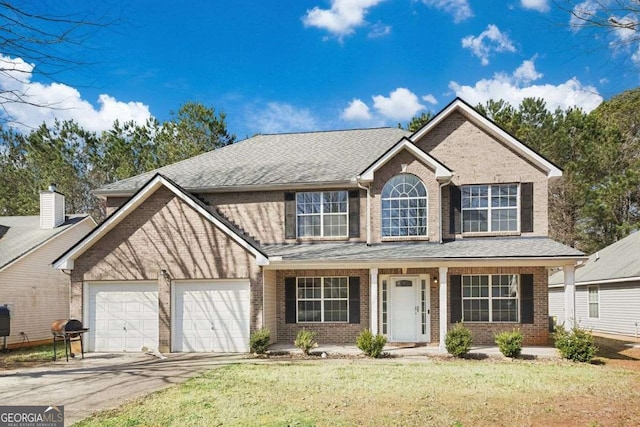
[54,98,585,353]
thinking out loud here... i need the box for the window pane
[323,191,347,213]
[492,299,518,322]
[463,184,519,233]
[323,214,347,237]
[298,301,321,322]
[381,174,428,237]
[463,299,489,321]
[324,277,348,298]
[324,300,348,322]
[463,210,488,232]
[491,184,518,207]
[491,209,517,232]
[297,215,321,237]
[589,287,599,318]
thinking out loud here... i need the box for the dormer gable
[409,98,562,180]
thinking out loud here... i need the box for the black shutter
[348,190,360,238]
[284,192,296,239]
[348,276,360,324]
[285,277,297,324]
[520,183,534,233]
[450,275,462,323]
[449,185,461,234]
[520,274,534,324]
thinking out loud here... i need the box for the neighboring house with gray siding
[549,231,640,338]
[54,98,585,354]
[0,187,96,348]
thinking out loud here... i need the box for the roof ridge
[255,127,406,137]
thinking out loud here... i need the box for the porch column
[438,266,448,353]
[563,264,576,329]
[370,268,379,334]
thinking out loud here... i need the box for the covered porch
[262,238,586,352]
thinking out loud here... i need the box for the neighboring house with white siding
[0,186,95,348]
[549,231,640,339]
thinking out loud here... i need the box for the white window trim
[588,285,600,319]
[296,276,349,323]
[381,174,429,238]
[296,191,349,238]
[461,183,520,234]
[461,274,520,323]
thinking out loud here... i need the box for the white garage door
[88,283,158,352]
[173,281,250,352]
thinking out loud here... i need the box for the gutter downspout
[438,179,452,244]
[356,176,371,245]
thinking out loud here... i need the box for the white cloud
[449,59,603,112]
[250,102,318,134]
[421,0,473,23]
[422,94,438,105]
[462,25,516,66]
[632,45,640,64]
[569,1,600,30]
[368,22,392,38]
[521,0,549,12]
[0,54,151,133]
[611,16,637,43]
[513,59,543,84]
[341,88,431,124]
[303,0,385,38]
[342,99,372,120]
[372,88,426,121]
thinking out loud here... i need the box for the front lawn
[0,344,65,369]
[74,358,640,426]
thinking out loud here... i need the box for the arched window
[381,174,428,237]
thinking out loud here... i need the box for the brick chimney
[39,184,65,229]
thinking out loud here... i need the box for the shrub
[495,329,524,358]
[356,329,387,358]
[294,329,317,355]
[445,322,473,357]
[554,325,598,363]
[249,328,271,354]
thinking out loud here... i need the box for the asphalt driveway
[0,352,246,426]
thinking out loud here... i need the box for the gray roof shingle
[95,127,410,195]
[0,215,89,270]
[263,237,584,262]
[549,231,640,285]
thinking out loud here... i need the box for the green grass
[0,343,67,367]
[73,359,640,426]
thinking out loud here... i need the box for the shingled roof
[0,215,90,271]
[263,237,584,262]
[95,127,410,196]
[549,231,640,285]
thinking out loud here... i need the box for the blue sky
[1,0,638,138]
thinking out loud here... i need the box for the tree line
[0,102,234,220]
[2,90,639,254]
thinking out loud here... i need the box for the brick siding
[447,266,550,346]
[70,187,264,352]
[275,269,369,344]
[413,111,550,236]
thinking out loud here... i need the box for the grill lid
[51,319,84,335]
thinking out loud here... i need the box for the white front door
[391,278,418,342]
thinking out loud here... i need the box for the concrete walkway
[0,352,247,426]
[268,343,560,359]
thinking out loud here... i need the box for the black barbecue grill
[51,319,88,361]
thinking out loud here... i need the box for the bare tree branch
[0,1,112,124]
